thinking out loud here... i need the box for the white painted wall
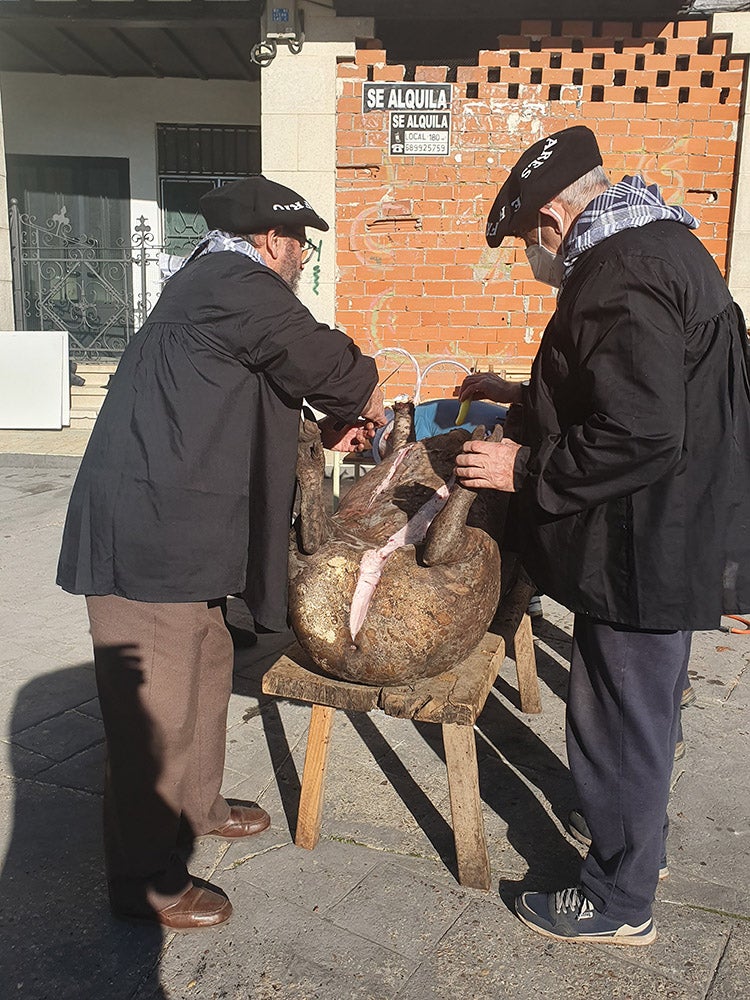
[1,72,259,325]
[1,72,259,239]
[261,3,373,326]
[0,83,13,329]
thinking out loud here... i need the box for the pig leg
[295,419,330,555]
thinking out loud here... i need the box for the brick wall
[335,19,744,398]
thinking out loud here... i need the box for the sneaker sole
[515,909,657,946]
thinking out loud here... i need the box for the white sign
[363,83,452,157]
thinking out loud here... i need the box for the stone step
[70,414,97,430]
[70,405,100,420]
[71,384,109,397]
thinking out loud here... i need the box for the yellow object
[455,399,471,425]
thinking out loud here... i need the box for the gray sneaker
[515,886,656,945]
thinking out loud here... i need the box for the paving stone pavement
[0,458,749,1000]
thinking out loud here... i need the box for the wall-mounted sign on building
[363,83,452,156]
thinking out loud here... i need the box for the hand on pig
[319,418,377,453]
[455,438,522,492]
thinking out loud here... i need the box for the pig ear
[388,398,415,454]
[470,424,486,441]
[488,422,504,442]
[422,480,478,567]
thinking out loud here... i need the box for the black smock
[57,251,377,630]
[514,220,750,630]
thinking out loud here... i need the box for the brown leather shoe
[206,804,271,839]
[113,885,232,930]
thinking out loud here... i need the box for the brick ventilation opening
[336,19,743,386]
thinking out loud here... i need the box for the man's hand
[456,373,524,406]
[360,386,387,427]
[319,418,377,453]
[455,438,522,492]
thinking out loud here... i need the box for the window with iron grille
[157,123,261,177]
[157,123,261,252]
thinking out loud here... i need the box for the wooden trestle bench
[262,573,541,890]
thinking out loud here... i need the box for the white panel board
[0,331,70,429]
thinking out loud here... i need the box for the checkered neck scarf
[562,174,698,286]
[159,229,266,281]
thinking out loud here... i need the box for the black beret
[200,175,329,234]
[485,126,603,246]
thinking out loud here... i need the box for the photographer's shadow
[0,662,168,999]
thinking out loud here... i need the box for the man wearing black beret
[56,175,385,929]
[457,126,750,944]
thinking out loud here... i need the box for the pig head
[288,405,512,686]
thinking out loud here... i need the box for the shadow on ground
[0,664,168,1000]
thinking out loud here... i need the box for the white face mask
[525,214,564,288]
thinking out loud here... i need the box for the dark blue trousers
[567,616,691,924]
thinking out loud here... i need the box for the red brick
[520,20,552,35]
[676,19,710,38]
[372,64,404,81]
[601,22,635,37]
[560,21,594,36]
[642,21,674,39]
[337,65,367,80]
[415,65,449,82]
[457,66,486,83]
[478,50,503,67]
[356,49,389,66]
[495,36,532,51]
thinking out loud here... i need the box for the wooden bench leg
[443,722,490,890]
[295,704,336,850]
[513,612,542,715]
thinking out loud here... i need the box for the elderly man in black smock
[57,177,385,929]
[456,126,750,945]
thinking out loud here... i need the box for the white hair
[557,165,610,212]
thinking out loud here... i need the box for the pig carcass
[288,402,514,685]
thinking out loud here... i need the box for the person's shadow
[0,662,169,999]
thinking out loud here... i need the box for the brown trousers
[86,595,234,912]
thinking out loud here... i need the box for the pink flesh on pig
[349,478,454,640]
[367,442,417,508]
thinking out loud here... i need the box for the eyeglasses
[300,239,318,265]
[282,231,318,265]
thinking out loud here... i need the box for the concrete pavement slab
[0,777,167,1000]
[139,879,419,1000]
[324,858,470,959]
[392,894,733,1000]
[38,738,106,794]
[0,738,56,779]
[1,461,749,999]
[12,706,103,763]
[0,659,95,736]
[705,920,750,1000]
[220,839,379,913]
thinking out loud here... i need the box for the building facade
[2,1,750,400]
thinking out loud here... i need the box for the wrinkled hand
[319,418,377,453]
[360,385,387,427]
[456,373,524,406]
[455,439,522,492]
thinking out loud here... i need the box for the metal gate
[8,199,193,363]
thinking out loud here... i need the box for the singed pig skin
[288,426,508,686]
